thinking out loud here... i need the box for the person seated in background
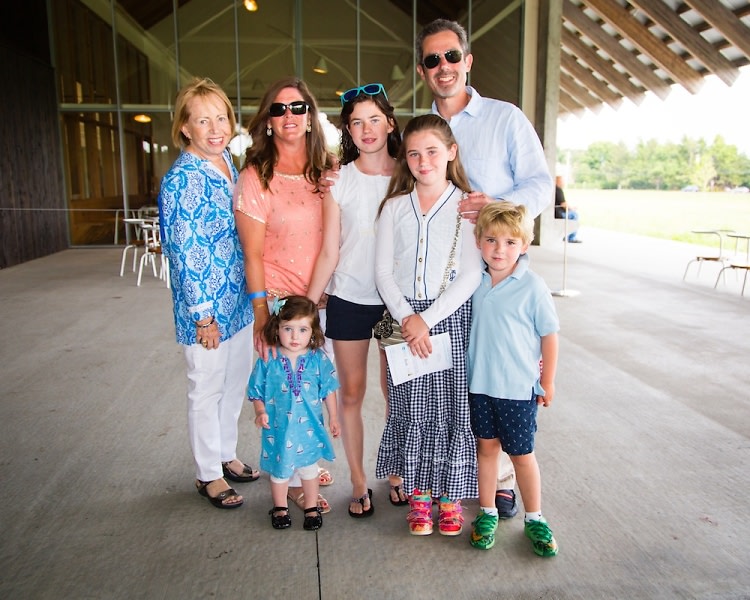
[554,176,581,243]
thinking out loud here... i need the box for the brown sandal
[196,480,243,509]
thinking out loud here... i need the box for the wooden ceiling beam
[561,28,646,103]
[629,0,739,86]
[581,0,704,94]
[563,0,671,99]
[559,70,605,113]
[683,0,750,60]
[558,88,586,115]
[561,51,624,108]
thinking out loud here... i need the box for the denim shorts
[469,392,538,455]
[324,295,386,341]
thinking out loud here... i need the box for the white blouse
[374,183,483,329]
[328,162,390,305]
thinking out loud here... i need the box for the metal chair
[682,229,734,281]
[714,233,750,296]
[136,221,169,288]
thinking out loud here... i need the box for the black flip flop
[389,484,409,506]
[348,488,374,518]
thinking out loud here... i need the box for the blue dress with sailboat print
[247,350,339,479]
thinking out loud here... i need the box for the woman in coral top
[234,76,335,513]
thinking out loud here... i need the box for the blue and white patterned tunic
[247,350,339,479]
[158,150,253,345]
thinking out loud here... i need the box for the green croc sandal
[524,518,559,557]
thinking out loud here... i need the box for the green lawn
[565,189,750,247]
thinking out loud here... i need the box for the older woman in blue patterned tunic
[159,78,258,509]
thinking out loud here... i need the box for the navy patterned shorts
[469,392,538,456]
[325,295,386,341]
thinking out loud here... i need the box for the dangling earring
[306,121,312,133]
[266,125,272,137]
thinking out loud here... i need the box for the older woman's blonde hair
[474,201,535,246]
[171,77,236,149]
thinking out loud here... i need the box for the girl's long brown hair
[378,114,471,216]
[244,76,333,190]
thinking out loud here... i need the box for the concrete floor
[0,227,748,600]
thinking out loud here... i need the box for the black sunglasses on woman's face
[269,101,309,117]
[422,49,463,70]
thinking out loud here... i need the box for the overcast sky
[556,65,750,156]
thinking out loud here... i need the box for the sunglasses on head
[422,49,463,70]
[340,83,388,106]
[268,101,309,117]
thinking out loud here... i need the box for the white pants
[270,462,319,484]
[184,324,253,482]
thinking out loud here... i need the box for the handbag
[374,211,462,350]
[373,309,403,348]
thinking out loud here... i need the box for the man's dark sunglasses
[269,101,309,117]
[422,49,463,70]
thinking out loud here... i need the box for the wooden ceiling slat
[558,88,587,114]
[114,0,750,118]
[563,0,671,98]
[562,28,646,103]
[683,0,750,60]
[581,0,705,93]
[629,0,739,86]
[559,70,605,112]
[561,52,624,108]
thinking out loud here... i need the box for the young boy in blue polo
[467,201,560,556]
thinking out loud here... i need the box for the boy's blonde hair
[474,201,535,245]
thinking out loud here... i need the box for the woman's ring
[201,340,208,347]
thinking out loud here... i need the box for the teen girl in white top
[307,84,403,517]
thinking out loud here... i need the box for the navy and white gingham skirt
[375,298,478,500]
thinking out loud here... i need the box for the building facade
[1,0,560,268]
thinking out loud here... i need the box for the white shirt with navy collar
[375,183,483,328]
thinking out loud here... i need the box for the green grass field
[565,189,750,247]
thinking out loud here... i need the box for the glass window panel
[469,0,523,106]
[53,0,117,104]
[61,111,122,245]
[358,0,414,114]
[299,1,357,114]
[171,1,237,98]
[236,0,298,117]
[121,2,180,109]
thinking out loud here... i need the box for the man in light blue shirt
[416,19,553,218]
[416,18,554,518]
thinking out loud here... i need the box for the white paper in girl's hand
[384,332,453,386]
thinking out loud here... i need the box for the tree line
[560,135,750,190]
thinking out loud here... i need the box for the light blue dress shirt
[467,254,559,399]
[158,149,253,345]
[434,86,553,218]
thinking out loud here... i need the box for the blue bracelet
[248,290,267,301]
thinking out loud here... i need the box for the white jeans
[184,324,253,482]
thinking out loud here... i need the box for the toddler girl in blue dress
[247,296,340,530]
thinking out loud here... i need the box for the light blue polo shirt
[467,253,559,400]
